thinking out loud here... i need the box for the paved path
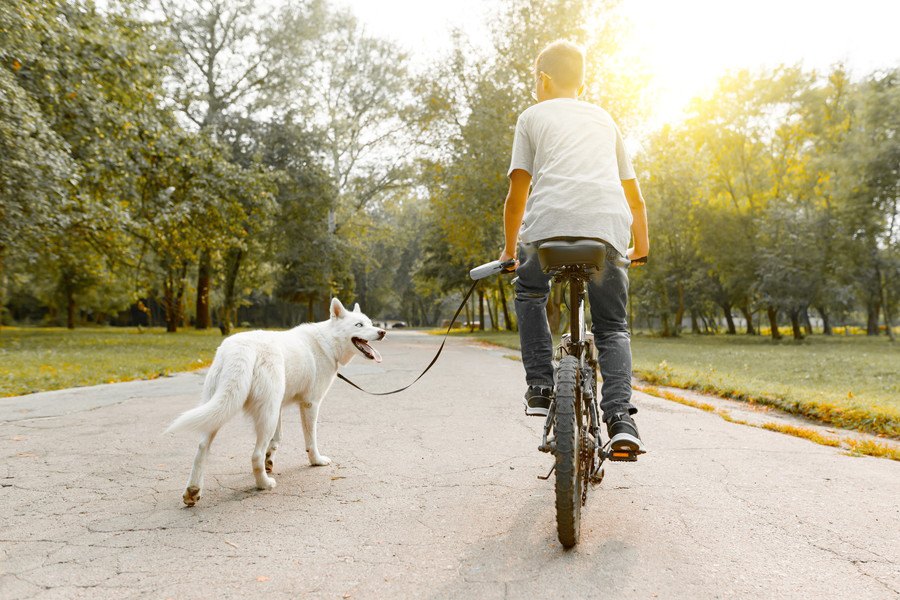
[1,331,898,599]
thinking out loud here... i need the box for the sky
[340,0,900,127]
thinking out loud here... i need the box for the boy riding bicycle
[497,40,649,456]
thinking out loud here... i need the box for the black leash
[336,279,480,396]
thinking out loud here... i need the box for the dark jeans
[514,241,637,420]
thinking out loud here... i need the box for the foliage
[631,66,899,340]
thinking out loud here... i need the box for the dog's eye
[355,322,363,327]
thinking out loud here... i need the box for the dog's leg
[183,430,218,506]
[300,398,330,466]
[252,403,280,490]
[265,410,283,474]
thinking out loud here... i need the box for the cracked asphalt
[1,330,898,599]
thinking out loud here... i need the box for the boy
[498,40,649,457]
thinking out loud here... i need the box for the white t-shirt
[507,98,636,256]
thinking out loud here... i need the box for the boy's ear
[330,298,346,319]
[353,302,361,313]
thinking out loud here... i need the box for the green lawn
[439,329,900,438]
[0,327,225,397]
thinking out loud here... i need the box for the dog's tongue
[370,345,382,363]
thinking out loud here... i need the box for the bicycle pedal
[608,450,639,462]
[607,434,645,462]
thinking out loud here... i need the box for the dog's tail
[165,346,254,435]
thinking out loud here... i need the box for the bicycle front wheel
[554,355,582,548]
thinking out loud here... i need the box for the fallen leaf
[331,476,346,480]
[224,540,238,549]
[256,576,269,582]
[12,435,26,442]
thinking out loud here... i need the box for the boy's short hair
[534,40,585,89]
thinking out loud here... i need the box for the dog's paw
[257,476,277,491]
[183,486,201,506]
[310,455,331,466]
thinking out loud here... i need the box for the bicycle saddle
[537,238,609,273]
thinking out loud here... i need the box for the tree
[2,1,175,327]
[843,69,899,339]
[247,117,340,322]
[160,0,318,329]
[630,126,703,336]
[274,4,418,314]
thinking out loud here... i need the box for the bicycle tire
[554,355,581,548]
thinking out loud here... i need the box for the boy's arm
[498,169,532,267]
[622,178,649,263]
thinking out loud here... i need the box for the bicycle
[528,238,638,548]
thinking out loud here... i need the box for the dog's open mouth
[352,337,382,362]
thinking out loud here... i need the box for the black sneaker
[524,386,553,417]
[605,412,646,461]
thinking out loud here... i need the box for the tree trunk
[175,263,188,330]
[498,277,515,331]
[801,306,813,336]
[195,250,212,329]
[739,301,755,335]
[699,313,708,334]
[477,288,485,331]
[163,273,178,333]
[467,292,474,332]
[66,289,76,330]
[722,303,736,335]
[866,300,881,336]
[489,292,499,331]
[690,309,701,334]
[0,247,4,332]
[817,305,832,335]
[876,263,896,342]
[789,309,804,340]
[767,306,782,340]
[306,296,315,323]
[674,283,685,336]
[219,248,244,336]
[660,312,671,337]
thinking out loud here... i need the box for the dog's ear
[330,298,346,319]
[352,302,360,313]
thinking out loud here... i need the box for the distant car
[391,322,408,328]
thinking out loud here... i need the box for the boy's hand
[498,250,519,272]
[627,247,648,267]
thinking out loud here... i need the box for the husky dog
[166,298,385,506]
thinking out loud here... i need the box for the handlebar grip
[469,259,517,280]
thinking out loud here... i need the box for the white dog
[166,298,385,506]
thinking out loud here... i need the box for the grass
[436,329,900,438]
[634,383,898,461]
[631,334,899,438]
[0,326,226,397]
